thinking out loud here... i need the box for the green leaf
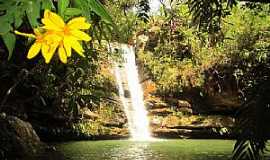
[0,20,12,34]
[26,0,41,28]
[64,8,82,16]
[1,32,16,60]
[0,1,15,10]
[1,6,16,24]
[73,0,90,19]
[14,8,24,28]
[87,0,113,24]
[41,0,55,10]
[58,0,70,17]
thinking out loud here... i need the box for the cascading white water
[113,44,152,140]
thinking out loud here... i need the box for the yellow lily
[41,10,91,58]
[15,29,61,63]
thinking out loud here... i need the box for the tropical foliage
[0,0,116,120]
[136,1,270,159]
[0,0,270,159]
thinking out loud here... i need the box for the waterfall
[113,44,152,140]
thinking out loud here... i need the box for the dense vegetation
[0,0,270,160]
[137,2,270,159]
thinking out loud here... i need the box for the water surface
[56,139,234,160]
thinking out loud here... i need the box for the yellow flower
[15,10,91,64]
[15,29,61,63]
[41,10,91,58]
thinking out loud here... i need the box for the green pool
[56,139,235,160]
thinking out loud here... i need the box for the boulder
[0,113,42,159]
[0,113,64,160]
[150,116,162,126]
[149,108,173,116]
[102,120,125,128]
[145,100,168,109]
[176,108,193,114]
[177,100,191,108]
[81,108,99,120]
[124,90,131,98]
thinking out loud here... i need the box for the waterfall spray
[113,44,151,140]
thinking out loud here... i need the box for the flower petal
[70,30,91,41]
[44,33,62,44]
[43,10,50,19]
[69,37,85,57]
[67,17,91,30]
[42,19,63,31]
[64,36,85,57]
[42,10,65,30]
[63,38,72,57]
[58,44,67,64]
[41,43,55,63]
[27,42,41,59]
[49,41,59,55]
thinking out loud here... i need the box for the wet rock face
[0,113,64,160]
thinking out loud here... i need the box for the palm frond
[137,0,150,23]
[188,0,237,32]
[233,69,270,160]
[232,139,264,160]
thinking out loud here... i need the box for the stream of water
[113,44,151,140]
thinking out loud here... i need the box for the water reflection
[56,140,235,160]
[110,142,151,160]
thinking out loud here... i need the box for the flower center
[63,26,70,35]
[36,35,43,43]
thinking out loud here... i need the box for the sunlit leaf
[88,0,113,24]
[65,8,82,16]
[41,0,55,10]
[58,0,70,17]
